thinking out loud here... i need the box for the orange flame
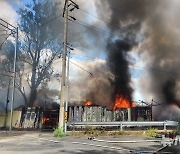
[85,100,92,106]
[42,118,50,124]
[113,95,131,110]
[132,102,136,108]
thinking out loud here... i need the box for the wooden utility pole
[59,0,68,129]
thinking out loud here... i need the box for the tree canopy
[0,0,63,107]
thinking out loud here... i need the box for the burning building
[68,100,152,123]
[7,99,152,130]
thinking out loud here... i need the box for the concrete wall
[0,111,22,128]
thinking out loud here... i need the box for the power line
[69,59,100,90]
[70,18,137,47]
[0,44,63,78]
[72,6,180,76]
[72,19,113,38]
[16,10,63,40]
[2,11,62,43]
[13,1,63,37]
[70,58,92,68]
[71,48,180,76]
[70,58,109,78]
[70,51,180,75]
[40,11,63,27]
[71,53,95,60]
[78,8,129,34]
[16,2,129,45]
[17,10,63,39]
[70,60,92,76]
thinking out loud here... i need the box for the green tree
[0,40,14,87]
[0,0,63,106]
[17,0,62,106]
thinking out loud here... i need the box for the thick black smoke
[107,39,134,104]
[95,0,180,108]
[76,38,136,108]
[162,78,177,105]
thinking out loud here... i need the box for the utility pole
[59,0,69,129]
[9,27,18,131]
[0,19,18,131]
[151,99,153,121]
[64,49,70,134]
[59,0,79,131]
[4,78,11,128]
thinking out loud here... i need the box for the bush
[173,130,180,136]
[53,127,65,137]
[146,128,158,137]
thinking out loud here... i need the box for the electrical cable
[71,49,180,76]
[69,60,92,76]
[69,59,101,91]
[78,7,132,35]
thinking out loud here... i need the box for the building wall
[68,106,129,122]
[0,111,22,128]
[68,106,152,122]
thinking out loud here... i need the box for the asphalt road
[0,131,179,154]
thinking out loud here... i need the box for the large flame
[113,95,131,110]
[85,100,92,106]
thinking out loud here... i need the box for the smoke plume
[69,59,113,107]
[95,0,180,108]
[107,39,135,105]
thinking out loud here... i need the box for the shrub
[173,129,180,136]
[53,127,65,137]
[146,128,158,137]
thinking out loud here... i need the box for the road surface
[0,131,179,154]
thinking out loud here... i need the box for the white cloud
[0,1,18,24]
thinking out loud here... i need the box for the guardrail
[68,121,179,130]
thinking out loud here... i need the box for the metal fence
[68,120,179,130]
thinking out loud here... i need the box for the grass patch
[53,127,65,137]
[145,128,158,137]
[84,126,94,135]
[109,130,126,136]
[83,126,106,136]
[67,130,146,137]
[108,130,145,136]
